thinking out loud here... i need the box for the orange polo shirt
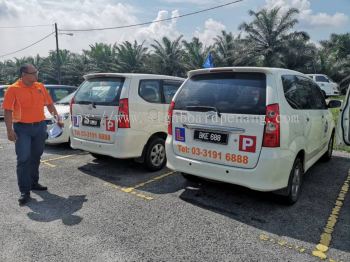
[3,80,53,123]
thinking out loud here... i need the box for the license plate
[82,117,101,127]
[194,130,228,145]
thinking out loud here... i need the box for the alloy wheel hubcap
[150,144,165,167]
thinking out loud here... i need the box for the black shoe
[18,193,30,206]
[31,183,48,191]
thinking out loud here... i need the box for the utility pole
[54,23,61,84]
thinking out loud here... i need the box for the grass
[330,96,350,153]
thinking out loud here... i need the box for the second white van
[70,73,184,171]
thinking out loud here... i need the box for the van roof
[84,73,185,81]
[188,67,306,78]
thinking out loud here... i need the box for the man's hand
[7,129,17,142]
[57,121,64,128]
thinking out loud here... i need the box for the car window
[310,82,328,110]
[315,75,329,83]
[282,75,316,110]
[74,77,125,106]
[174,72,266,115]
[56,92,76,105]
[139,80,162,103]
[51,89,71,101]
[163,80,183,104]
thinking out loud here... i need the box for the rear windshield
[174,72,266,115]
[74,77,125,106]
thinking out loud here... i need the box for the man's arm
[46,103,64,127]
[4,110,17,142]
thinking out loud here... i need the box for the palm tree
[239,7,304,67]
[150,36,185,76]
[83,43,118,72]
[182,37,209,71]
[213,31,257,67]
[281,33,317,72]
[115,41,149,73]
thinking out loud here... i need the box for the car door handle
[322,115,324,119]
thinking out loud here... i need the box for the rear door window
[282,75,318,110]
[174,72,266,115]
[74,77,125,106]
[139,80,162,103]
[162,80,183,104]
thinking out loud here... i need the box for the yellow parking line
[103,171,176,201]
[259,234,308,254]
[122,171,176,192]
[40,153,88,167]
[104,182,154,201]
[41,161,56,168]
[312,171,350,260]
[259,234,343,262]
[41,154,76,163]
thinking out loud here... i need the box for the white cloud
[264,0,348,28]
[194,18,226,47]
[134,10,182,44]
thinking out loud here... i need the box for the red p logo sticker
[106,120,116,132]
[239,135,256,153]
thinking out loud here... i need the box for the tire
[144,137,166,171]
[181,173,201,183]
[321,132,335,162]
[285,157,304,205]
[90,153,109,160]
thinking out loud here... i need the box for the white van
[70,73,184,171]
[166,67,341,204]
[307,74,339,97]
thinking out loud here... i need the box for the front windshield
[56,91,76,105]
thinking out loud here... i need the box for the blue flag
[203,52,214,68]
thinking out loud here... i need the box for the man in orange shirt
[3,64,64,205]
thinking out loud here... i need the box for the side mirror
[327,100,342,108]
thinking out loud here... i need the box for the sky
[0,0,349,61]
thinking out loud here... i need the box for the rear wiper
[186,106,221,117]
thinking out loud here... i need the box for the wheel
[285,157,303,205]
[181,173,201,183]
[321,132,335,162]
[144,137,166,171]
[90,153,109,160]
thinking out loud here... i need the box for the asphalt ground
[0,120,349,262]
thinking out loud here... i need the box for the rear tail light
[69,97,75,115]
[167,101,175,135]
[118,98,130,128]
[263,104,280,147]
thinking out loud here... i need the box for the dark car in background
[45,85,77,102]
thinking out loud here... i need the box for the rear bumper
[166,136,295,192]
[70,129,147,158]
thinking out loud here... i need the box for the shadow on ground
[26,191,87,226]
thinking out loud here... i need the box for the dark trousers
[13,121,47,193]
